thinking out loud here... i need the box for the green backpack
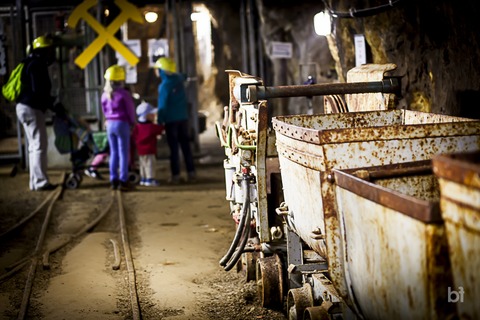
[2,62,25,102]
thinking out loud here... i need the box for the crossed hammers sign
[67,0,144,69]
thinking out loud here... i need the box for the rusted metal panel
[333,162,455,319]
[334,162,440,223]
[256,101,271,243]
[273,110,480,146]
[278,155,328,258]
[272,110,480,313]
[433,152,480,320]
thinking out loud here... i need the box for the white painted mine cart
[271,109,480,318]
[432,151,480,320]
[333,161,454,320]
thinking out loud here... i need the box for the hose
[219,174,250,267]
[223,206,252,271]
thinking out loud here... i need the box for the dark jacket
[157,70,189,124]
[17,53,55,112]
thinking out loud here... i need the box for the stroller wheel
[128,171,141,185]
[75,172,83,183]
[65,173,80,189]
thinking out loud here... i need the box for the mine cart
[216,63,480,319]
[432,151,480,320]
[332,161,454,320]
[271,110,480,318]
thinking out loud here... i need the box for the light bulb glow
[145,11,158,23]
[314,11,332,36]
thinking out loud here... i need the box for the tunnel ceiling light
[314,11,331,36]
[145,11,158,23]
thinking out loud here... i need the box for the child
[132,102,164,186]
[101,65,137,191]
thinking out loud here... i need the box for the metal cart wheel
[256,254,284,309]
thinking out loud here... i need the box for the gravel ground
[0,128,287,320]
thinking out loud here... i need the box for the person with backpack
[154,57,196,184]
[15,35,58,191]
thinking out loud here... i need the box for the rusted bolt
[326,173,335,183]
[270,226,283,240]
[311,227,325,240]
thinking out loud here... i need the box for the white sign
[354,34,366,67]
[116,39,141,84]
[148,38,169,67]
[270,41,292,59]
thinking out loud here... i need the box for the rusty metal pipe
[245,78,400,102]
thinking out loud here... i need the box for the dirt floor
[0,127,287,320]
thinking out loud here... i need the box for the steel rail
[0,188,58,239]
[3,178,143,319]
[0,181,64,283]
[110,238,121,270]
[17,186,63,320]
[117,190,142,320]
[41,191,115,269]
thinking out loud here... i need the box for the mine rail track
[0,174,142,319]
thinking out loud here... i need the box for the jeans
[165,120,195,177]
[107,120,130,182]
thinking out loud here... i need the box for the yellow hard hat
[104,65,126,81]
[32,36,53,49]
[154,57,176,73]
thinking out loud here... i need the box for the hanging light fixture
[314,10,332,36]
[144,11,158,23]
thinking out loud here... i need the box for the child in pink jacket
[132,102,164,186]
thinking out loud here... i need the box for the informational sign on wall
[148,39,169,67]
[354,34,367,67]
[116,39,141,84]
[270,41,293,59]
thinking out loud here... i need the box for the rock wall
[207,0,480,118]
[203,2,243,122]
[255,1,336,116]
[330,0,480,117]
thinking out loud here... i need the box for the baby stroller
[52,107,140,189]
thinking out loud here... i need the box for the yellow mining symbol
[67,0,144,69]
